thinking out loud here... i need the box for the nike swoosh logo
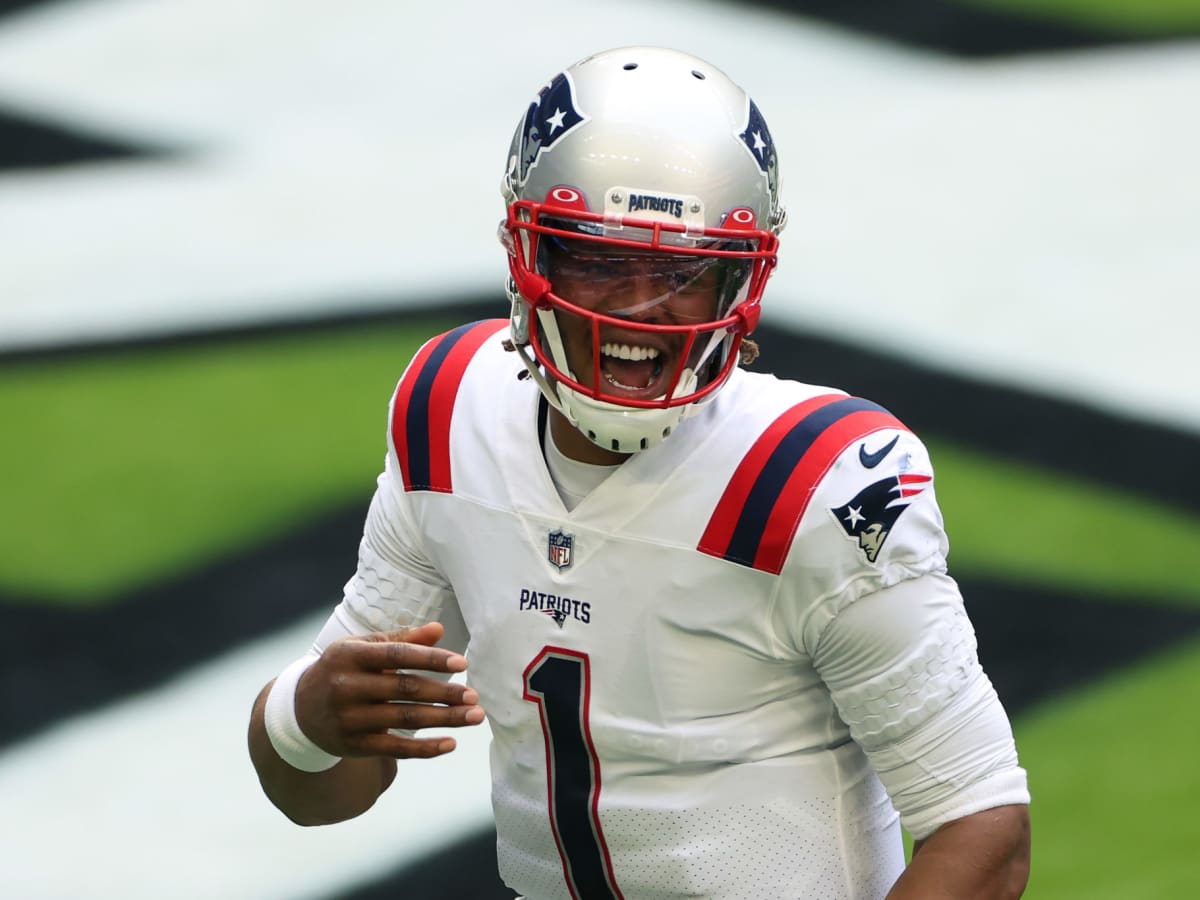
[859,435,899,469]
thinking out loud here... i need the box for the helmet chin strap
[515,339,571,419]
[508,280,572,421]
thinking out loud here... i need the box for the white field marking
[0,612,496,899]
[0,0,927,351]
[771,42,1200,433]
[2,3,1195,431]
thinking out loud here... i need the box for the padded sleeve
[320,455,467,655]
[810,572,1030,839]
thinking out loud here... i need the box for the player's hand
[294,622,484,760]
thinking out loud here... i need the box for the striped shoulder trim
[390,319,508,493]
[698,394,908,574]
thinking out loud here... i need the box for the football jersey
[341,319,974,900]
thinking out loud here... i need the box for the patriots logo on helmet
[518,72,586,183]
[739,99,776,176]
[831,473,932,563]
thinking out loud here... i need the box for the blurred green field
[0,322,453,603]
[953,0,1200,32]
[1017,636,1200,898]
[2,318,1198,897]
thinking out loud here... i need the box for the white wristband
[264,653,342,773]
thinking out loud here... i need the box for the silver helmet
[500,46,786,453]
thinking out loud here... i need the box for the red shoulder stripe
[699,396,908,574]
[390,319,508,493]
[754,408,906,573]
[698,394,843,559]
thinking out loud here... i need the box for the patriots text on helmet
[627,194,685,219]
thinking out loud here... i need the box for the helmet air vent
[623,62,638,71]
[691,70,706,80]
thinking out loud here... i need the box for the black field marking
[0,504,368,747]
[0,0,51,19]
[965,577,1200,712]
[335,827,518,900]
[0,302,463,368]
[0,107,164,172]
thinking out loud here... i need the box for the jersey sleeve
[810,572,1030,839]
[322,455,466,654]
[769,428,1028,838]
[771,426,950,655]
[315,345,469,654]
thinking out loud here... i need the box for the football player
[249,46,1030,899]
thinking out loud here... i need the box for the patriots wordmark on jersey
[323,320,1027,900]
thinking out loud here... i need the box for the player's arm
[247,621,482,826]
[811,573,1031,898]
[887,804,1030,899]
[248,461,480,825]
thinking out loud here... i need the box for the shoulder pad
[698,394,907,574]
[389,319,508,493]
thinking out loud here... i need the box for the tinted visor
[536,234,752,322]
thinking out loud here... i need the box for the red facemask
[504,194,779,411]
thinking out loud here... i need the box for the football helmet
[500,46,786,453]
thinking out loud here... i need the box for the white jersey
[329,320,1028,900]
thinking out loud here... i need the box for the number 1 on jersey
[523,647,625,900]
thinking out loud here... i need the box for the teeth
[601,343,661,361]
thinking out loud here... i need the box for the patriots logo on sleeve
[517,72,586,182]
[831,471,932,563]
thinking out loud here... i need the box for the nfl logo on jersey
[547,529,574,570]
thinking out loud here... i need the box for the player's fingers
[340,701,485,734]
[349,731,459,760]
[339,639,467,675]
[340,671,479,706]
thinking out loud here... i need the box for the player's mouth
[597,341,668,399]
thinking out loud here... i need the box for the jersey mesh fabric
[492,774,903,899]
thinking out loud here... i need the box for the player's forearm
[248,681,397,826]
[887,804,1030,899]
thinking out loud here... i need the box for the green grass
[950,0,1200,33]
[1014,637,1200,898]
[2,322,1198,610]
[930,441,1200,607]
[0,322,454,604]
